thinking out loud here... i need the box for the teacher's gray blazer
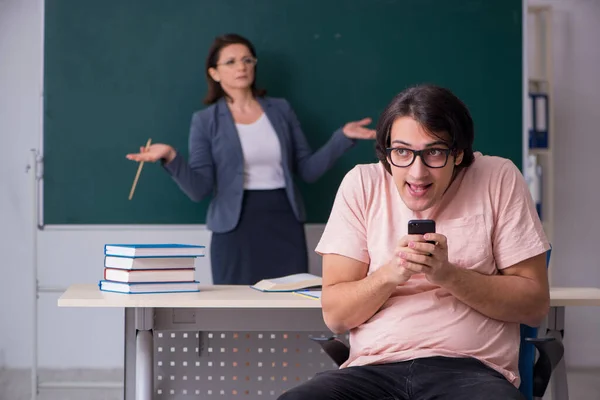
[164,96,356,233]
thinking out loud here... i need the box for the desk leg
[124,309,136,400]
[547,306,569,400]
[133,307,154,400]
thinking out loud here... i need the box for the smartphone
[408,219,436,244]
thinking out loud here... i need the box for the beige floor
[0,367,599,400]
[0,369,122,400]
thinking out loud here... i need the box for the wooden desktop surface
[57,284,600,308]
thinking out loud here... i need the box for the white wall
[528,0,600,368]
[531,0,600,367]
[0,0,42,369]
[2,0,599,370]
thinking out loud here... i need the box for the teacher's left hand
[342,117,376,140]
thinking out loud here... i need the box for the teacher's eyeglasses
[217,57,257,68]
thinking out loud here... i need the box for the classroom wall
[1,0,599,370]
[0,0,326,368]
[0,0,40,369]
[529,0,600,368]
[0,0,325,368]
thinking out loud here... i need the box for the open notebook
[293,289,322,300]
[251,273,322,292]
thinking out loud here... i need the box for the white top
[236,114,286,190]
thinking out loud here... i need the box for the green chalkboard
[43,0,522,224]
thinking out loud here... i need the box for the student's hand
[397,233,457,285]
[381,235,426,286]
[126,144,176,164]
[342,117,376,140]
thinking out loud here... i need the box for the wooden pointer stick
[128,138,152,200]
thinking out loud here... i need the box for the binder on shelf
[527,93,535,148]
[534,93,549,147]
[528,92,549,149]
[525,154,543,219]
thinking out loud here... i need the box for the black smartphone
[408,219,436,244]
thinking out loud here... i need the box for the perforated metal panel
[154,330,348,399]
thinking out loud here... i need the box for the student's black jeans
[278,356,525,400]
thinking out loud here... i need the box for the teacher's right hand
[126,144,176,164]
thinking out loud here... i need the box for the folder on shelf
[528,92,549,149]
[535,93,549,147]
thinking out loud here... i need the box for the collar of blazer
[215,96,272,116]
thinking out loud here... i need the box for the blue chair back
[518,247,552,400]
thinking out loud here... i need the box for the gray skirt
[210,189,308,285]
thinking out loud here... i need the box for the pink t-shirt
[315,152,550,387]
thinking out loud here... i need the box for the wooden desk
[59,284,328,400]
[58,285,600,400]
[549,287,600,306]
[58,284,323,309]
[58,284,600,308]
[545,287,600,400]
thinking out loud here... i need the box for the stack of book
[98,244,205,294]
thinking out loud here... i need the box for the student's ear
[454,150,464,166]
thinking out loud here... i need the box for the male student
[279,84,550,400]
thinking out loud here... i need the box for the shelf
[529,76,549,84]
[527,5,554,255]
[529,148,551,155]
[528,5,551,14]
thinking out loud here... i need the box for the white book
[103,268,195,283]
[104,256,196,270]
[99,280,199,294]
[251,273,322,292]
[104,244,205,258]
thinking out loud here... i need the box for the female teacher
[126,33,375,285]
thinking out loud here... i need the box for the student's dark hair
[375,84,475,174]
[203,33,266,105]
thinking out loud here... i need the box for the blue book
[104,244,205,258]
[99,280,200,294]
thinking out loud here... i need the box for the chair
[312,249,563,400]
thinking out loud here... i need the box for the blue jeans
[278,356,524,400]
